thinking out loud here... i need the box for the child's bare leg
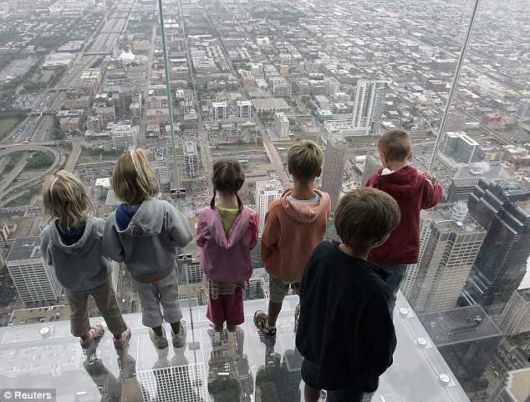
[267,301,282,327]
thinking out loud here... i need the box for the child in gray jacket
[40,170,130,353]
[103,148,192,350]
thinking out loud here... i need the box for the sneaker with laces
[80,324,105,350]
[254,310,276,336]
[149,326,168,349]
[113,327,131,350]
[172,321,187,348]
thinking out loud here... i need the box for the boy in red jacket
[366,129,444,313]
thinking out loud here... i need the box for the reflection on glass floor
[0,294,469,402]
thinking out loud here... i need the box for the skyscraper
[463,179,530,314]
[6,237,63,306]
[402,203,486,313]
[255,180,283,235]
[321,135,346,210]
[351,80,389,135]
[498,288,530,336]
[361,150,381,187]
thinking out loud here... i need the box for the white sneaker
[172,321,187,348]
[149,327,168,349]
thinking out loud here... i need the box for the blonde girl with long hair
[103,148,192,350]
[40,170,131,353]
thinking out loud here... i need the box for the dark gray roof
[419,305,503,346]
[6,236,42,262]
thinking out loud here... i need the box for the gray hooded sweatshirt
[40,217,112,294]
[103,198,192,283]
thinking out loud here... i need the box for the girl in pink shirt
[196,160,259,333]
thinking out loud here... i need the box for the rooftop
[419,305,503,347]
[0,295,469,401]
[6,236,42,263]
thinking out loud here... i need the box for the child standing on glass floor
[197,160,259,333]
[103,149,192,350]
[366,129,444,313]
[40,170,131,354]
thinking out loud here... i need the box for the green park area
[0,116,24,141]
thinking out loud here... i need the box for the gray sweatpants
[133,271,183,328]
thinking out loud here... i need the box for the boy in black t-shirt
[296,188,401,402]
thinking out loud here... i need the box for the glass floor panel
[0,294,469,402]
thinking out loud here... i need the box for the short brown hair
[112,148,159,204]
[287,140,324,180]
[378,129,411,162]
[211,159,245,209]
[334,188,401,251]
[42,170,93,229]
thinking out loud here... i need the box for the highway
[0,145,64,206]
[177,0,213,190]
[64,142,82,172]
[139,23,156,145]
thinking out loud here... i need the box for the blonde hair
[42,170,93,229]
[287,140,324,180]
[112,148,159,204]
[334,188,401,251]
[378,129,412,162]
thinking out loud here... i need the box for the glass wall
[0,0,528,401]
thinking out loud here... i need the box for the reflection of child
[297,189,400,402]
[40,170,130,353]
[104,149,192,350]
[197,160,258,333]
[367,129,443,312]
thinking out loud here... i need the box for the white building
[237,100,253,119]
[255,180,283,235]
[352,80,389,135]
[402,203,486,313]
[212,102,228,120]
[111,123,139,149]
[274,112,290,138]
[6,237,63,306]
[184,141,200,178]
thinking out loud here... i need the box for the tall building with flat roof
[498,288,530,336]
[441,131,479,166]
[184,141,200,178]
[274,112,289,138]
[6,237,63,306]
[351,80,388,135]
[212,102,228,120]
[361,151,380,187]
[255,180,283,235]
[402,203,486,313]
[463,179,530,315]
[321,135,346,210]
[237,100,253,119]
[419,305,503,390]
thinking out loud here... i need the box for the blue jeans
[378,264,408,314]
[301,359,365,402]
